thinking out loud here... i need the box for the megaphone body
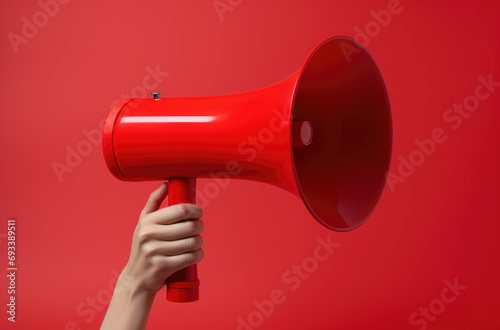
[103,36,392,302]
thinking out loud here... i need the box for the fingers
[141,182,169,216]
[161,249,205,272]
[139,220,204,242]
[142,235,203,257]
[146,203,203,225]
[123,183,206,293]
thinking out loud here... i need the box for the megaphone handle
[165,177,200,302]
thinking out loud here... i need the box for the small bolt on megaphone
[103,36,392,302]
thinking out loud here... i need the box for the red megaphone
[102,36,392,302]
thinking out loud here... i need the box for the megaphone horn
[103,36,392,302]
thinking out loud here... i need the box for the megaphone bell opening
[290,36,392,231]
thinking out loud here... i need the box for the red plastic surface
[103,36,391,232]
[103,71,298,187]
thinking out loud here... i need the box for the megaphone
[102,36,392,303]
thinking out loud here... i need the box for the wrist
[115,272,157,303]
[101,272,157,330]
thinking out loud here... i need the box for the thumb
[141,182,169,216]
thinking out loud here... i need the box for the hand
[101,182,204,330]
[121,182,205,293]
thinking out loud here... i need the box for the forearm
[101,274,156,330]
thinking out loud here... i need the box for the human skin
[101,182,204,330]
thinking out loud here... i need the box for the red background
[1,1,499,329]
